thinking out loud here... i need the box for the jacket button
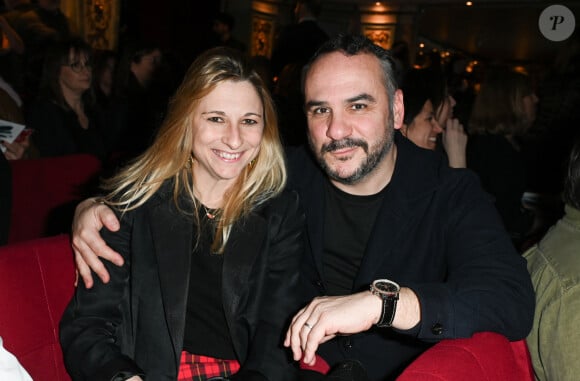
[316,280,324,290]
[431,323,444,335]
[342,338,353,349]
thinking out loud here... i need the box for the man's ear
[392,89,404,131]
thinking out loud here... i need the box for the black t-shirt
[323,181,387,296]
[182,208,236,360]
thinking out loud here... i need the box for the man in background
[525,136,580,381]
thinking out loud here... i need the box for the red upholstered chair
[396,332,534,381]
[8,154,102,243]
[0,234,75,381]
[301,332,534,381]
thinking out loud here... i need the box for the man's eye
[313,107,329,115]
[351,103,367,110]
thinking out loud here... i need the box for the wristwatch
[370,279,400,328]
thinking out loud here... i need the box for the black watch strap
[376,294,398,328]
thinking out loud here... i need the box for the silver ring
[304,322,314,330]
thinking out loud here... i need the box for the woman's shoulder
[256,189,301,216]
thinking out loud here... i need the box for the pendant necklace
[202,204,217,220]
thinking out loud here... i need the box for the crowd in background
[1,1,580,380]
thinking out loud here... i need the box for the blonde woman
[59,47,304,381]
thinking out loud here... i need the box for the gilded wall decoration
[251,16,274,57]
[363,25,395,50]
[86,0,119,50]
[61,0,120,50]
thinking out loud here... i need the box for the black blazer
[60,184,304,381]
[287,134,535,381]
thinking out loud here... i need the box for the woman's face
[100,56,116,92]
[59,49,92,94]
[403,99,443,150]
[521,92,539,127]
[191,80,264,188]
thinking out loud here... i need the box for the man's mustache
[322,138,368,154]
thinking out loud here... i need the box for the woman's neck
[192,166,232,209]
[61,86,84,113]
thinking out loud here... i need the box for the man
[212,12,247,53]
[270,0,328,78]
[71,35,534,381]
[524,136,580,381]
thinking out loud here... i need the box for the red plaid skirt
[177,351,241,380]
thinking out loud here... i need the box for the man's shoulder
[525,213,580,291]
[396,136,481,193]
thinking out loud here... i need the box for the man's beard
[309,116,395,185]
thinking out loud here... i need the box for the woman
[26,38,107,160]
[59,47,304,381]
[467,67,539,248]
[400,68,467,168]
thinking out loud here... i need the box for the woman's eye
[208,116,224,123]
[242,119,258,125]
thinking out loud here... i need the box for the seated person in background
[211,12,247,53]
[102,39,164,160]
[525,135,580,381]
[26,38,107,161]
[59,47,303,381]
[0,86,33,160]
[399,68,467,168]
[467,67,539,249]
[69,35,535,381]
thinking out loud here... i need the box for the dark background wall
[120,0,221,66]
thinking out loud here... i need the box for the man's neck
[331,144,398,196]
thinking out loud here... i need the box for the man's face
[304,52,403,187]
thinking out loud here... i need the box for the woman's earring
[248,158,256,169]
[186,153,194,169]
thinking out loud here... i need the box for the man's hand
[72,198,123,288]
[284,291,381,366]
[284,288,421,366]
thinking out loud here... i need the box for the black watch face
[375,281,399,293]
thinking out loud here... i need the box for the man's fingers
[74,249,95,288]
[98,204,120,232]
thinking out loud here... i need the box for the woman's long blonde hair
[101,47,287,253]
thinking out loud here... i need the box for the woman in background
[400,68,467,168]
[26,38,107,161]
[467,67,539,248]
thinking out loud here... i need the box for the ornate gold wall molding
[61,0,120,50]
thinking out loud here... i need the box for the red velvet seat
[8,154,102,243]
[0,234,75,381]
[301,332,534,380]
